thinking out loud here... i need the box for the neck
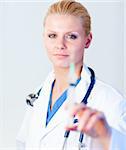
[53,63,83,92]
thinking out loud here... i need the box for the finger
[65,123,78,131]
[85,112,105,131]
[65,104,87,130]
[66,103,86,117]
[84,112,107,137]
[77,108,96,132]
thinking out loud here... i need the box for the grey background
[0,0,125,149]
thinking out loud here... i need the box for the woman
[17,0,126,150]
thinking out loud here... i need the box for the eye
[48,34,57,39]
[66,34,78,40]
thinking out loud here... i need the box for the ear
[84,32,92,48]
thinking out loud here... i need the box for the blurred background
[0,0,125,149]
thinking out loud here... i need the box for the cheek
[73,43,85,55]
[75,48,84,59]
[44,39,51,57]
[44,40,54,56]
[71,43,85,62]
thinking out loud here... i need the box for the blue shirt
[46,78,81,126]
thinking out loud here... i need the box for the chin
[50,59,69,68]
[53,62,70,68]
[55,64,69,68]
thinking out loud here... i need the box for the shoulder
[93,78,123,101]
[92,78,125,110]
[26,70,54,107]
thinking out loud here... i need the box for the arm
[16,106,33,150]
[66,103,126,150]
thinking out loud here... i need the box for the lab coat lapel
[38,71,55,128]
[27,71,55,144]
[69,65,92,104]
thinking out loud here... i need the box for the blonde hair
[44,0,91,36]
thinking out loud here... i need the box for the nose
[55,37,66,50]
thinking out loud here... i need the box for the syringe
[66,62,78,126]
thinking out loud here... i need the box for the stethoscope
[26,67,95,150]
[62,67,95,150]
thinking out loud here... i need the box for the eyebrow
[46,30,56,33]
[46,29,80,34]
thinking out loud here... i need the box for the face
[44,14,91,68]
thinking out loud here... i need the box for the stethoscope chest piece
[78,142,88,150]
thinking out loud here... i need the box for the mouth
[54,54,69,58]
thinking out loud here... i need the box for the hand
[65,103,111,150]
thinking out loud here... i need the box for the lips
[55,54,69,56]
[54,54,69,58]
[53,54,69,60]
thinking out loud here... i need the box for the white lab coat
[16,65,126,150]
